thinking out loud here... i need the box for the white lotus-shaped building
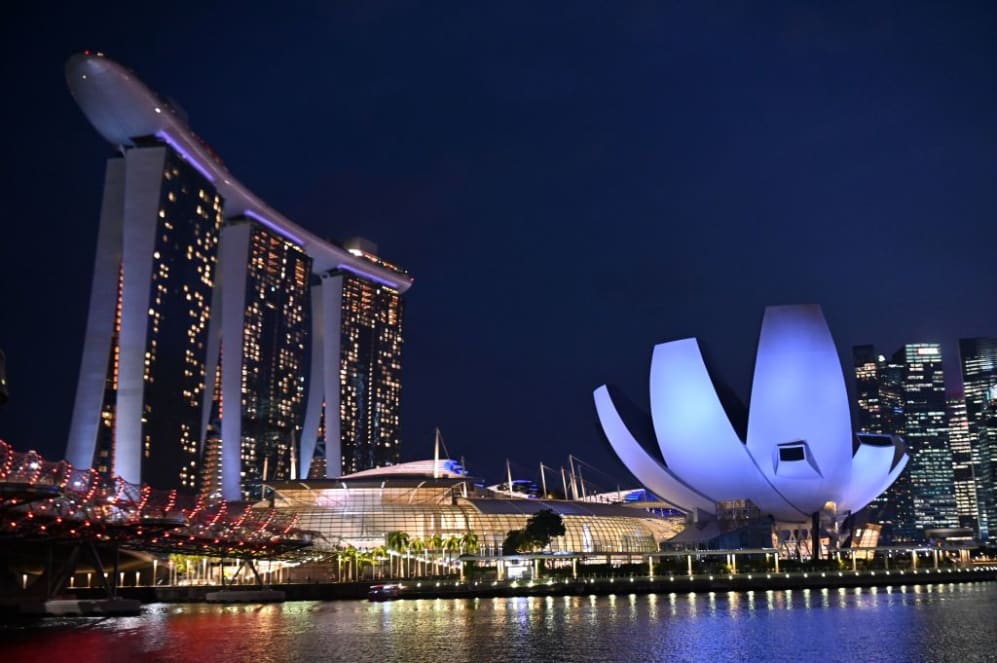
[594,305,908,524]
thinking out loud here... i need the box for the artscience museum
[594,305,909,547]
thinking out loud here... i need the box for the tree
[370,546,388,579]
[428,534,444,574]
[443,535,461,569]
[339,546,359,581]
[460,531,479,556]
[524,509,565,550]
[386,531,410,578]
[409,538,426,576]
[502,529,532,555]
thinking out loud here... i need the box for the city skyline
[2,3,997,486]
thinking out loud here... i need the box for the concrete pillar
[852,551,857,572]
[572,558,577,579]
[933,549,939,570]
[648,556,653,577]
[912,550,918,569]
[774,553,780,573]
[687,554,693,576]
[731,554,737,574]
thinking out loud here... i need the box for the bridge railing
[0,439,311,557]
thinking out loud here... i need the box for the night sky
[2,2,996,488]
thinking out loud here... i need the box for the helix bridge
[0,439,312,559]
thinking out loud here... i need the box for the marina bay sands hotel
[64,52,412,500]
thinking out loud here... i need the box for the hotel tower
[64,52,413,499]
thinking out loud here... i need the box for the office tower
[852,346,913,540]
[301,238,406,478]
[66,144,222,490]
[948,399,978,532]
[852,344,958,540]
[959,338,997,540]
[897,344,958,534]
[202,220,312,500]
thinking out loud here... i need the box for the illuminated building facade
[202,220,312,500]
[301,238,406,478]
[267,460,683,554]
[948,399,978,533]
[65,52,413,498]
[67,144,222,491]
[899,344,958,534]
[594,304,909,551]
[851,343,958,540]
[852,346,913,541]
[959,337,997,540]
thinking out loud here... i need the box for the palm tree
[370,546,388,580]
[386,531,410,578]
[428,534,444,575]
[443,535,461,572]
[357,550,377,580]
[340,546,359,581]
[409,538,426,577]
[460,531,479,556]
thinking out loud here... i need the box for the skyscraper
[958,337,997,540]
[852,346,913,540]
[65,52,413,499]
[947,398,978,533]
[899,344,958,534]
[66,144,222,491]
[300,238,407,478]
[201,220,313,500]
[851,343,958,540]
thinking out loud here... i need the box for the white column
[300,274,343,478]
[218,224,252,501]
[321,275,343,478]
[115,147,168,485]
[67,157,125,470]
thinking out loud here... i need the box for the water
[3,583,996,662]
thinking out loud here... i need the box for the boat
[367,583,402,601]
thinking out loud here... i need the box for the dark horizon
[2,2,996,486]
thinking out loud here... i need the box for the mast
[289,428,298,480]
[433,427,440,479]
[540,462,548,498]
[561,467,569,501]
[506,459,514,499]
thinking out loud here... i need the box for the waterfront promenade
[62,564,997,603]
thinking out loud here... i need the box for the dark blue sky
[2,2,996,487]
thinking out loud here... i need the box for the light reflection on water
[2,583,996,663]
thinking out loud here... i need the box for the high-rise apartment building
[958,338,997,540]
[65,52,413,498]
